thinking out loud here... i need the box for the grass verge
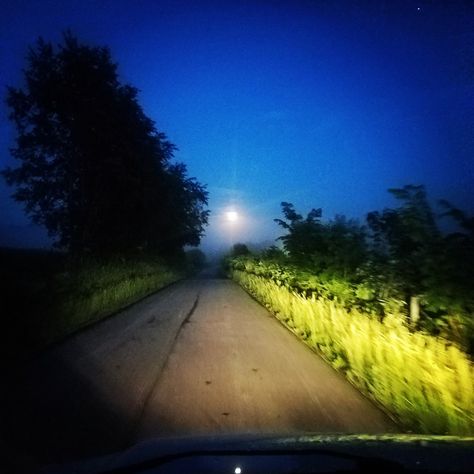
[1,249,186,361]
[231,268,474,436]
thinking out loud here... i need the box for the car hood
[39,433,474,474]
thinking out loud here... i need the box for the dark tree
[324,215,367,279]
[366,185,440,323]
[436,201,474,306]
[274,202,324,267]
[274,202,366,278]
[231,243,251,257]
[151,162,210,254]
[2,33,209,255]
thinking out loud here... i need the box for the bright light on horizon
[226,210,239,222]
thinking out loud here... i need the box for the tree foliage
[270,187,474,350]
[366,185,439,300]
[274,202,366,278]
[231,243,251,257]
[366,186,473,330]
[2,33,209,255]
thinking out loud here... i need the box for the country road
[2,269,397,470]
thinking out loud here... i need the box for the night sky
[1,0,473,252]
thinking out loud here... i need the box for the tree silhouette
[367,185,440,323]
[275,202,366,278]
[274,202,324,266]
[2,32,209,255]
[231,243,251,257]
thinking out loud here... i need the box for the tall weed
[232,269,474,435]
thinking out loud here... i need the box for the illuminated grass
[44,259,183,344]
[2,254,184,358]
[231,268,474,436]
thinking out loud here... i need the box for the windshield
[1,1,473,473]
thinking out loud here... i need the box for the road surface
[2,270,397,470]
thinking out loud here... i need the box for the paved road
[2,271,397,470]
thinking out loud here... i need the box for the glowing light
[234,468,242,474]
[226,211,239,222]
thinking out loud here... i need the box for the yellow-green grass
[231,268,474,436]
[42,259,183,345]
[2,255,184,360]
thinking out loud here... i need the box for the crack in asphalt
[129,292,201,444]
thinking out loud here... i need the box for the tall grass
[2,252,185,360]
[43,258,183,344]
[231,268,474,435]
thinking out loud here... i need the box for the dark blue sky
[1,0,473,251]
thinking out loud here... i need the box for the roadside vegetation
[226,186,474,435]
[1,248,206,361]
[1,33,209,360]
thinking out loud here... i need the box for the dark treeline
[2,32,209,258]
[1,33,210,356]
[245,185,473,352]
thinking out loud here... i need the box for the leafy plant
[275,203,366,280]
